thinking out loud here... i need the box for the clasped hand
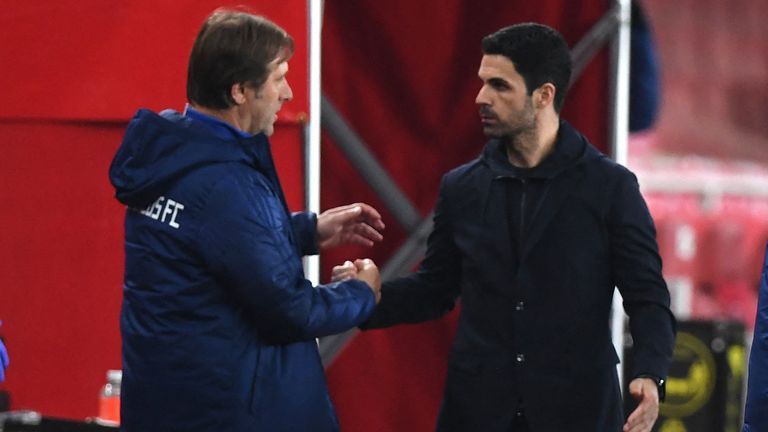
[316,202,383,303]
[332,259,381,304]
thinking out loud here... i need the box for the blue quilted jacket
[744,244,768,432]
[109,109,375,431]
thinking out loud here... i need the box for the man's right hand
[355,258,381,303]
[332,258,381,303]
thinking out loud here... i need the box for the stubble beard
[492,119,536,141]
[486,101,537,146]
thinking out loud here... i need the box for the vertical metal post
[609,0,632,391]
[610,0,631,165]
[304,0,323,286]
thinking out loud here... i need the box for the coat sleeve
[196,174,375,344]
[362,174,461,329]
[608,169,676,380]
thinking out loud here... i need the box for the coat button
[515,301,525,311]
[516,353,525,363]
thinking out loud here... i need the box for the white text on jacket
[139,196,185,229]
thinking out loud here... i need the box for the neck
[505,112,559,168]
[189,104,244,132]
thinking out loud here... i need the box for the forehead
[478,54,523,82]
[268,59,289,75]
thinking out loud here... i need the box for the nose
[282,80,293,102]
[475,85,489,106]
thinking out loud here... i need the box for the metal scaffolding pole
[304,0,323,286]
[609,0,632,391]
[570,3,620,87]
[321,96,422,233]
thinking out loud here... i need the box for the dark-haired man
[109,10,383,431]
[336,23,675,432]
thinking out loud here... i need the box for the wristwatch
[638,374,666,402]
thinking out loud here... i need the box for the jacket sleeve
[291,211,319,256]
[362,174,461,329]
[608,169,676,379]
[196,174,375,344]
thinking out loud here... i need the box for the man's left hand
[317,203,385,249]
[624,377,659,432]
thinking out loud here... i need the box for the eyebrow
[487,77,510,87]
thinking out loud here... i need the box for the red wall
[0,1,307,419]
[0,1,308,122]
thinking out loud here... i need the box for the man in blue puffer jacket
[0,337,7,383]
[108,9,384,431]
[744,243,768,432]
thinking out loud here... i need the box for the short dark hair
[186,10,294,109]
[482,23,572,112]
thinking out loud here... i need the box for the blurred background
[0,0,766,431]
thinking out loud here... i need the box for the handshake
[332,259,382,304]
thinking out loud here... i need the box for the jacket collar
[183,104,253,141]
[481,119,592,180]
[109,108,277,207]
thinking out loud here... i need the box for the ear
[534,83,556,109]
[230,83,247,105]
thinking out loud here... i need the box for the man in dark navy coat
[336,23,675,432]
